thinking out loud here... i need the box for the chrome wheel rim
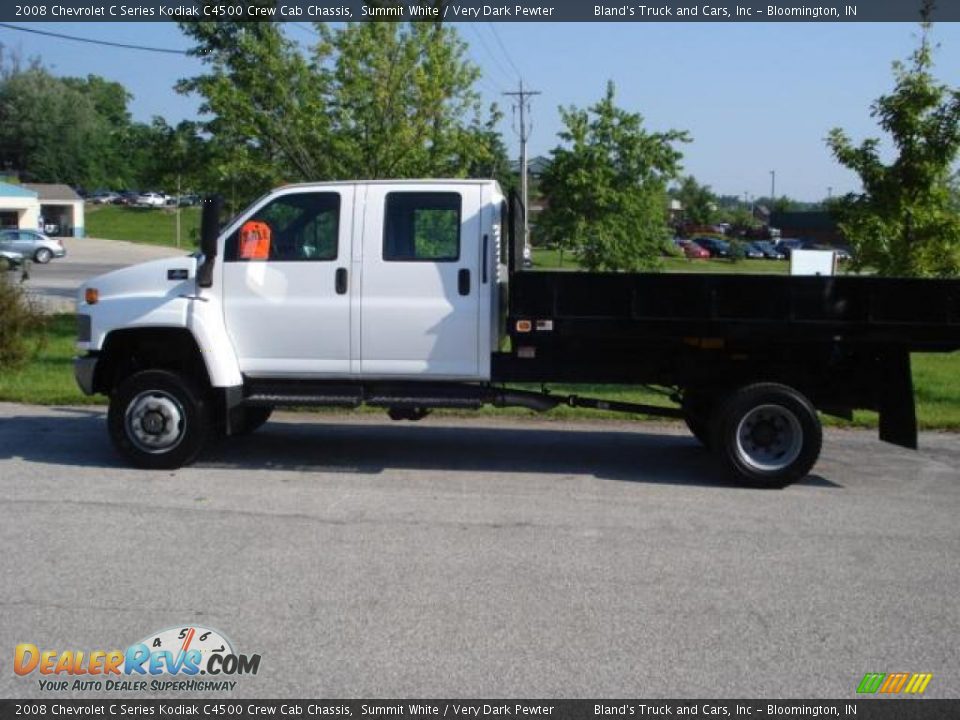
[735,404,803,472]
[125,390,186,454]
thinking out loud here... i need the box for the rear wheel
[710,383,822,488]
[108,369,209,469]
[34,248,53,264]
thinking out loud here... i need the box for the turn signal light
[515,320,532,333]
[84,288,99,305]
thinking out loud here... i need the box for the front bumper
[74,355,98,396]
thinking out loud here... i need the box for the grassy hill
[85,205,201,247]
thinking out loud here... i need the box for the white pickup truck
[75,179,960,486]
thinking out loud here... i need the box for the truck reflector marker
[515,320,532,333]
[85,288,99,305]
[535,319,554,331]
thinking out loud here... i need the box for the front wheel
[108,370,209,469]
[710,383,822,488]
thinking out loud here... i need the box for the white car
[136,192,167,207]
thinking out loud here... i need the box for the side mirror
[197,194,222,288]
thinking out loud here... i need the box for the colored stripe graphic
[857,672,932,694]
[904,673,933,694]
[879,672,909,693]
[857,673,885,694]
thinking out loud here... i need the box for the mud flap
[878,349,917,450]
[223,385,245,436]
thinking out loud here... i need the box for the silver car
[0,228,66,264]
[1,248,24,270]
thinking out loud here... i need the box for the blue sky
[3,21,959,200]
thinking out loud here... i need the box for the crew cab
[74,180,960,487]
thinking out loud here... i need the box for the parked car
[678,239,710,259]
[0,228,66,264]
[136,192,167,207]
[749,241,786,260]
[89,191,119,205]
[0,248,24,270]
[112,191,140,206]
[774,238,805,258]
[743,242,767,259]
[694,237,731,258]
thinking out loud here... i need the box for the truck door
[221,187,354,376]
[358,184,482,379]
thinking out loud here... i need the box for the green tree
[0,66,113,187]
[538,81,689,271]
[827,9,960,277]
[674,175,717,226]
[177,16,503,203]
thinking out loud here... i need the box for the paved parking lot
[1,403,957,698]
[16,236,183,312]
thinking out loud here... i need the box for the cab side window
[225,192,340,262]
[383,192,461,262]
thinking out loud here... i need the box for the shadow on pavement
[0,411,839,489]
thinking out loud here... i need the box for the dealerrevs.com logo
[14,626,261,692]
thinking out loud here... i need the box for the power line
[0,23,190,55]
[291,22,320,38]
[486,23,522,80]
[464,24,516,86]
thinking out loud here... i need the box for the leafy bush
[661,238,684,258]
[0,273,46,369]
[728,239,747,263]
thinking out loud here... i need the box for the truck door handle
[335,267,348,295]
[458,268,471,296]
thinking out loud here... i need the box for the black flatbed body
[492,272,958,450]
[504,271,960,351]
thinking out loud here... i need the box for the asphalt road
[15,236,183,313]
[1,403,957,699]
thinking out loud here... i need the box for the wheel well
[93,327,211,396]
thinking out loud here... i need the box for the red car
[678,239,710,259]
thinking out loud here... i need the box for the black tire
[232,406,273,436]
[34,248,53,264]
[681,390,715,448]
[108,369,209,469]
[710,382,822,488]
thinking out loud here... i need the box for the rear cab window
[383,192,461,262]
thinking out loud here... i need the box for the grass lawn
[85,205,201,247]
[1,314,957,430]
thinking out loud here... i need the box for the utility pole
[504,79,541,249]
[769,170,776,205]
[176,173,181,249]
